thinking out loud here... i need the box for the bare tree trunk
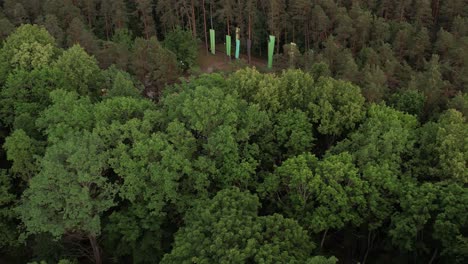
[292,22,295,43]
[432,0,440,20]
[191,0,197,37]
[428,248,438,264]
[320,228,329,249]
[399,4,405,22]
[304,21,308,50]
[87,1,93,27]
[276,31,280,54]
[202,0,208,54]
[362,230,373,264]
[248,13,252,64]
[142,12,150,39]
[88,235,101,264]
[104,14,110,40]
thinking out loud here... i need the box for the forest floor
[197,44,267,73]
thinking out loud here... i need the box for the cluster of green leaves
[163,27,199,71]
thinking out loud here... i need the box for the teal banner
[235,39,240,59]
[268,35,275,69]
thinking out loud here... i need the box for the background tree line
[1,0,467,116]
[0,0,468,109]
[0,0,467,264]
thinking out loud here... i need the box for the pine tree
[411,0,433,27]
[77,0,97,27]
[310,4,330,48]
[216,0,236,35]
[135,0,157,39]
[334,7,355,47]
[0,18,14,42]
[36,14,65,45]
[361,64,388,102]
[66,17,99,55]
[289,0,313,50]
[2,0,29,26]
[266,0,287,53]
[101,0,128,39]
[156,0,181,33]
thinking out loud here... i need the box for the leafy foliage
[163,27,198,71]
[162,188,325,264]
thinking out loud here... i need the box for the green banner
[226,35,231,57]
[210,29,215,55]
[235,39,240,59]
[268,35,275,69]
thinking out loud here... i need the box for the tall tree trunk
[362,230,376,264]
[320,228,329,249]
[104,14,110,40]
[202,0,208,54]
[304,21,308,50]
[292,22,295,43]
[248,13,252,64]
[190,0,197,37]
[248,13,251,40]
[88,235,101,264]
[86,0,93,27]
[432,0,440,22]
[144,17,149,39]
[210,1,213,29]
[276,32,280,54]
[399,4,405,21]
[428,248,438,264]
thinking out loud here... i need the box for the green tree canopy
[414,109,467,183]
[162,188,334,264]
[0,24,57,84]
[163,27,198,71]
[52,44,102,97]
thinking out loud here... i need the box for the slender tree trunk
[362,230,374,264]
[104,14,110,40]
[399,5,405,22]
[141,11,150,39]
[248,13,251,40]
[87,0,93,27]
[432,0,440,20]
[210,1,213,29]
[320,228,329,249]
[88,235,101,264]
[187,8,193,35]
[190,0,197,37]
[292,22,295,43]
[276,32,280,54]
[248,13,252,64]
[304,21,308,50]
[202,0,208,54]
[428,248,438,264]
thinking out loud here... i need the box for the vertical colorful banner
[226,35,231,57]
[210,29,215,55]
[235,27,240,59]
[268,35,275,69]
[235,39,240,59]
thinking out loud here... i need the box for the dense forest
[0,0,467,263]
